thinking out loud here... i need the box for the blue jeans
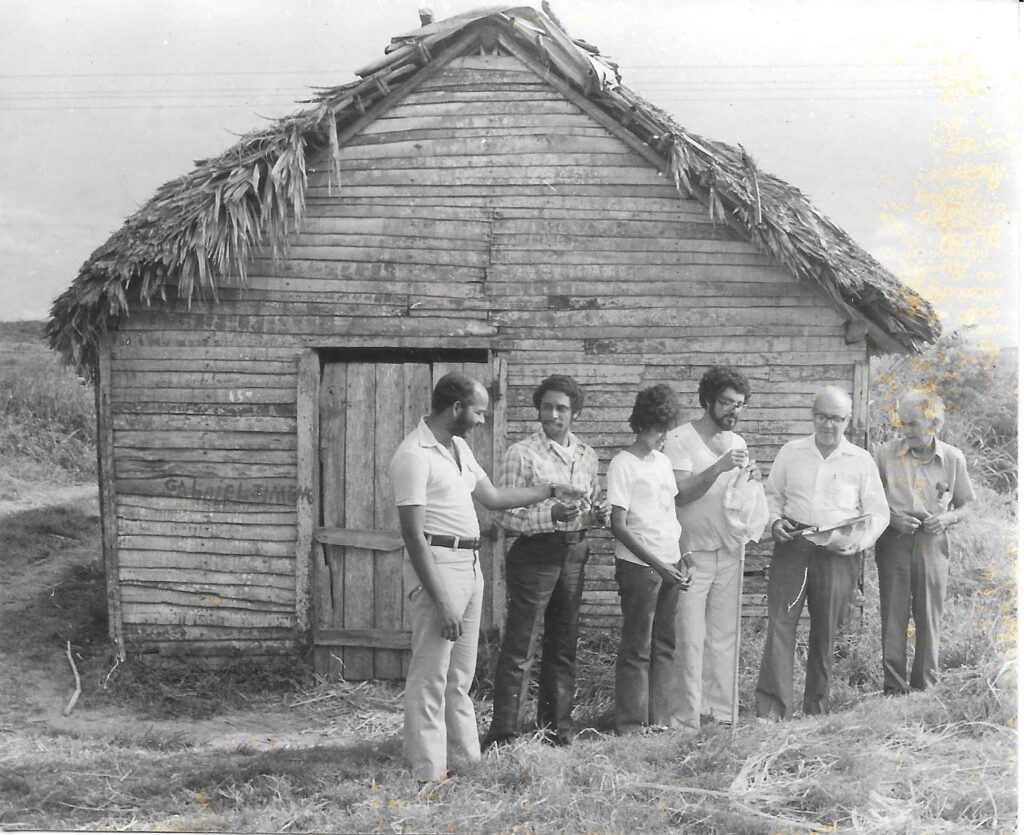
[487,534,589,744]
[614,559,681,733]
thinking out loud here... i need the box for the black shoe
[481,733,514,752]
[540,729,572,747]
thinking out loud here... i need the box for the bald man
[754,386,889,720]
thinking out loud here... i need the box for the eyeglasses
[813,412,850,426]
[716,397,746,412]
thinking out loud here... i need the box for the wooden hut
[48,6,939,674]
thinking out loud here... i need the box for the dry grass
[0,321,95,494]
[2,486,1014,832]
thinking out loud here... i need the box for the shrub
[0,322,95,479]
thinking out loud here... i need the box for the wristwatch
[547,482,556,498]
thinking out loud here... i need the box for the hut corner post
[95,330,126,661]
[295,350,321,645]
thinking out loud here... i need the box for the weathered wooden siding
[107,50,866,655]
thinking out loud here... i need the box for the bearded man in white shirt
[754,386,889,720]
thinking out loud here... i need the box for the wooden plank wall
[107,50,866,656]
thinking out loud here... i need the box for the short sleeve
[662,428,692,472]
[391,449,429,506]
[606,454,632,511]
[950,450,977,507]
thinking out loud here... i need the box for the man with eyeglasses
[873,390,975,694]
[754,386,889,720]
[663,366,763,730]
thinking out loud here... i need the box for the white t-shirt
[663,422,748,551]
[390,418,486,539]
[606,449,682,566]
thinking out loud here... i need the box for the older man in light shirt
[754,386,889,720]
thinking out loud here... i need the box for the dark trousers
[614,559,681,733]
[754,538,860,719]
[875,528,950,692]
[486,535,589,744]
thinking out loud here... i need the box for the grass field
[0,322,1017,832]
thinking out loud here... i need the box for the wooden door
[311,358,499,680]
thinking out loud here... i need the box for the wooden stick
[731,543,745,735]
[63,641,81,716]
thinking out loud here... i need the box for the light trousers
[667,546,742,729]
[403,551,484,781]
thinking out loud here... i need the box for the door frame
[295,346,508,663]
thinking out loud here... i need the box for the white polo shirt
[391,418,486,539]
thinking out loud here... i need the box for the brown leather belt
[425,534,481,550]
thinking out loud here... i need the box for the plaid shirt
[499,429,602,535]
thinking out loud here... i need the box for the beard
[452,412,476,438]
[711,410,738,431]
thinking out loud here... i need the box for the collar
[897,436,946,462]
[532,428,580,461]
[798,434,858,461]
[416,417,464,458]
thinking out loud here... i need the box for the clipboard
[794,514,872,537]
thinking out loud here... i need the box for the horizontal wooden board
[120,585,294,612]
[113,431,297,451]
[118,314,496,338]
[114,461,296,480]
[118,535,293,557]
[113,414,295,433]
[121,603,294,628]
[122,623,296,641]
[116,476,304,506]
[115,448,296,466]
[117,519,296,541]
[121,567,295,588]
[318,166,667,189]
[119,549,292,573]
[314,628,412,650]
[128,639,300,657]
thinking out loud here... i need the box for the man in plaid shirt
[483,375,605,749]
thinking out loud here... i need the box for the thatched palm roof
[48,4,940,374]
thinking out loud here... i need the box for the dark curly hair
[628,384,681,433]
[532,374,584,414]
[698,366,752,409]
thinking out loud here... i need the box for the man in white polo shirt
[391,371,583,784]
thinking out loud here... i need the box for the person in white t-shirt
[662,366,765,730]
[607,384,692,734]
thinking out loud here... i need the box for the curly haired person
[606,384,692,734]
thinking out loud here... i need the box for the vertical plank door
[312,358,497,680]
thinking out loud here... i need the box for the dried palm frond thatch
[47,4,939,377]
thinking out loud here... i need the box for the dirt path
[0,483,388,755]
[0,482,98,518]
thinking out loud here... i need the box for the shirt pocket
[827,477,860,510]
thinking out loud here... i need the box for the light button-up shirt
[765,435,889,551]
[873,436,976,517]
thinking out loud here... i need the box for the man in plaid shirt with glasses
[483,374,606,749]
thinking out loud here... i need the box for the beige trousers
[402,551,484,781]
[667,546,742,729]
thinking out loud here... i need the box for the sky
[0,0,1019,347]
